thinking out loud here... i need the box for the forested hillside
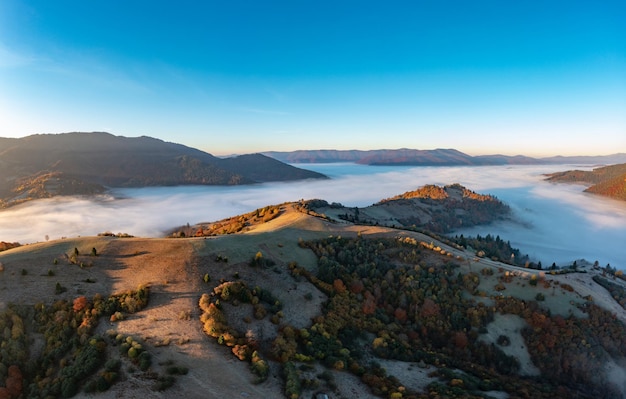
[546,163,626,201]
[2,199,626,398]
[304,184,511,234]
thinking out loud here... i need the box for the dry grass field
[2,203,626,398]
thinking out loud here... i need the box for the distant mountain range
[0,132,325,208]
[263,149,626,166]
[546,163,626,202]
[3,133,624,208]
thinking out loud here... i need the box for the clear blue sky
[1,1,624,157]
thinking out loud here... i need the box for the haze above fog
[1,163,625,269]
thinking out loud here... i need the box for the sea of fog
[1,163,625,269]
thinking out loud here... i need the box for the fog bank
[1,163,625,269]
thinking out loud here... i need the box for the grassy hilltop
[1,187,626,398]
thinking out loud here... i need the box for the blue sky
[1,1,624,157]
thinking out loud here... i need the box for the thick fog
[1,163,625,269]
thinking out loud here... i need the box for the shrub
[138,351,152,371]
[232,344,252,361]
[253,304,267,320]
[250,355,269,383]
[104,358,121,372]
[283,362,301,399]
[96,375,111,391]
[83,379,98,393]
[249,251,275,268]
[127,347,139,359]
[61,377,79,398]
[110,311,124,322]
[55,282,67,294]
[73,296,88,313]
[152,375,176,391]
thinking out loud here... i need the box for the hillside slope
[318,183,510,234]
[0,132,325,208]
[546,163,626,201]
[2,203,626,398]
[219,153,329,182]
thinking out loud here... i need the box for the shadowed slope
[0,132,326,208]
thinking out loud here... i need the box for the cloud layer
[1,164,624,268]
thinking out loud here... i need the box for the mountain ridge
[0,132,326,208]
[263,149,626,166]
